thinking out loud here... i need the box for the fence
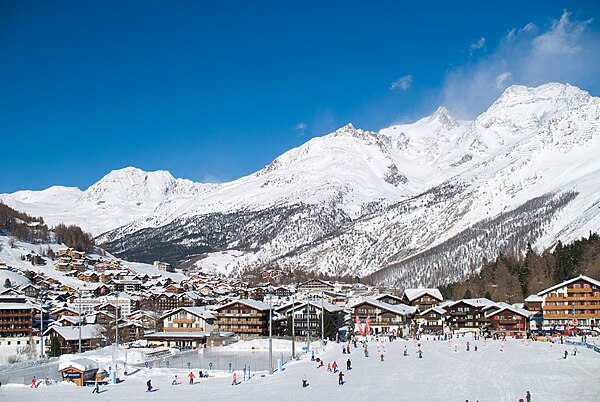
[564,339,600,354]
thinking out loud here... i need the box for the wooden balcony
[164,327,204,332]
[544,313,600,319]
[544,305,599,310]
[172,318,195,323]
[567,288,593,293]
[546,295,600,302]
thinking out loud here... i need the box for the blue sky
[1,1,599,192]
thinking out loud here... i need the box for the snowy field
[1,336,599,402]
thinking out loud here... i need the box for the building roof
[217,299,271,311]
[449,298,496,308]
[418,306,447,316]
[0,302,33,310]
[485,305,534,319]
[524,294,544,302]
[58,358,98,372]
[349,298,417,315]
[276,300,343,314]
[44,324,102,341]
[402,288,443,302]
[536,275,600,296]
[160,306,216,320]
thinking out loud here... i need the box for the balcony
[546,295,600,302]
[567,288,593,293]
[544,313,599,319]
[164,327,205,332]
[544,305,599,310]
[172,318,195,323]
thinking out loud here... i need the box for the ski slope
[2,336,598,402]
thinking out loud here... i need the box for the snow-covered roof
[402,288,443,302]
[449,298,496,308]
[44,324,102,340]
[160,306,216,320]
[536,275,600,296]
[218,299,271,311]
[485,305,534,318]
[419,306,447,316]
[0,302,33,310]
[524,294,543,302]
[276,300,343,313]
[58,358,99,372]
[349,298,417,315]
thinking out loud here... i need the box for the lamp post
[78,289,82,354]
[39,288,47,358]
[321,291,325,346]
[115,292,119,372]
[268,292,273,375]
[306,300,310,353]
[291,294,295,359]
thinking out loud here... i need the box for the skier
[564,350,568,359]
[474,345,478,352]
[146,379,153,392]
[346,359,352,371]
[31,376,36,388]
[380,353,384,361]
[302,375,308,388]
[311,351,315,361]
[346,345,351,354]
[417,350,423,358]
[526,390,531,402]
[338,371,344,385]
[327,363,332,372]
[172,375,178,385]
[403,347,408,357]
[332,361,338,373]
[232,372,237,386]
[573,347,578,356]
[198,371,203,379]
[364,348,369,357]
[188,371,195,384]
[92,377,100,394]
[342,346,346,354]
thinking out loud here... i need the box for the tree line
[439,232,600,302]
[0,202,95,251]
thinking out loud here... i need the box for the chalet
[350,299,417,336]
[77,271,99,283]
[51,306,81,317]
[127,310,161,333]
[0,302,33,338]
[161,306,216,333]
[111,279,142,293]
[214,299,272,339]
[276,300,343,339]
[417,306,447,334]
[536,275,600,328]
[402,288,444,311]
[116,320,145,343]
[178,292,203,307]
[485,305,532,335]
[374,293,404,306]
[43,324,102,354]
[154,261,174,272]
[164,284,183,294]
[298,279,334,292]
[445,298,496,331]
[249,287,269,301]
[18,283,40,298]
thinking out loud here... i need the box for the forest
[439,232,600,302]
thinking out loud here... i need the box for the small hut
[58,358,99,386]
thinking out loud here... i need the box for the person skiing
[172,375,178,385]
[342,346,346,354]
[526,390,531,402]
[380,353,384,361]
[302,375,308,388]
[327,363,332,372]
[573,347,578,356]
[346,359,352,370]
[188,371,195,384]
[403,347,408,356]
[417,350,423,358]
[474,345,478,352]
[92,377,99,394]
[311,351,315,361]
[332,361,338,373]
[232,371,237,386]
[564,350,568,359]
[338,371,344,385]
[146,379,153,392]
[31,376,36,388]
[364,348,369,357]
[346,345,350,354]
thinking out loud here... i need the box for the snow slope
[2,83,599,286]
[1,336,599,401]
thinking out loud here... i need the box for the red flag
[355,315,364,335]
[366,315,371,335]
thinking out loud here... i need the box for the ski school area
[0,334,599,402]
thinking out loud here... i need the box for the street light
[306,300,310,353]
[78,288,82,354]
[268,292,273,375]
[321,291,325,346]
[291,294,295,359]
[38,288,47,358]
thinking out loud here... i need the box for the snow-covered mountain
[2,83,599,287]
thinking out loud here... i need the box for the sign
[62,371,82,379]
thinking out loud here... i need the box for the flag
[355,315,364,335]
[366,315,371,335]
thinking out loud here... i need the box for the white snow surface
[2,336,599,401]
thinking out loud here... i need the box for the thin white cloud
[440,10,600,119]
[495,72,512,89]
[295,122,307,131]
[390,75,413,91]
[469,37,486,54]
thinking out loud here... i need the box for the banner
[366,315,371,335]
[355,315,364,335]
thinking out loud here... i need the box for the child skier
[338,371,344,385]
[346,359,352,370]
[188,371,195,384]
[302,375,308,388]
[146,380,153,392]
